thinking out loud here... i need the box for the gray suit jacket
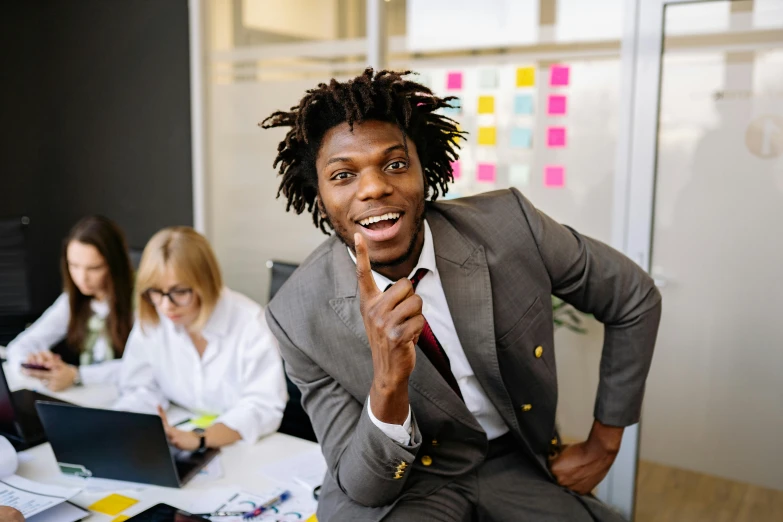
[266,189,662,521]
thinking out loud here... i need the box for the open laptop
[0,364,70,450]
[36,402,219,488]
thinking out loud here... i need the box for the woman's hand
[22,354,79,392]
[158,406,202,451]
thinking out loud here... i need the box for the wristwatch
[71,366,83,386]
[193,428,206,453]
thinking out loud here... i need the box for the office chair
[0,217,34,345]
[267,260,317,443]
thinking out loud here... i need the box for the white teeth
[359,212,401,226]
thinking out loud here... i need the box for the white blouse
[113,288,288,443]
[6,293,120,385]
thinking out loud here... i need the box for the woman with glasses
[114,227,287,450]
[7,215,134,391]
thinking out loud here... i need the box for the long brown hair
[61,216,134,358]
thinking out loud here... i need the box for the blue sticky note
[514,94,534,115]
[442,96,462,116]
[510,127,533,148]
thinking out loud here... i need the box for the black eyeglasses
[144,287,194,307]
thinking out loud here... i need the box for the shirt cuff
[367,396,412,446]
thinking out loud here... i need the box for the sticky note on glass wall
[477,127,497,146]
[443,97,462,116]
[547,95,567,116]
[450,161,461,180]
[478,69,499,89]
[514,94,534,115]
[477,163,496,183]
[547,127,566,147]
[446,72,463,90]
[477,96,495,114]
[510,127,532,148]
[509,164,530,188]
[516,67,536,87]
[544,165,565,188]
[550,65,570,86]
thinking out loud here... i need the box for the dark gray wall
[1,0,193,316]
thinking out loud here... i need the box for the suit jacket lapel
[427,210,522,436]
[327,239,481,431]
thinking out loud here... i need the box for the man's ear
[316,196,327,219]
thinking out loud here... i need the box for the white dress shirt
[352,221,509,445]
[6,293,120,385]
[114,288,288,443]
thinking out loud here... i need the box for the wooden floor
[635,460,783,522]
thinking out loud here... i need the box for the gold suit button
[522,404,533,412]
[394,471,403,479]
[421,455,433,466]
[551,437,558,445]
[535,346,544,358]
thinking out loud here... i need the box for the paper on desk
[27,502,90,522]
[257,447,327,490]
[205,486,317,522]
[0,475,81,518]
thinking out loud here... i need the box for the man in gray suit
[262,69,661,521]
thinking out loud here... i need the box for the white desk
[4,364,319,520]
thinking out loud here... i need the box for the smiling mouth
[357,212,402,231]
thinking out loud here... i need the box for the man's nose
[356,169,393,201]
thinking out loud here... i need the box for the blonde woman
[114,227,287,450]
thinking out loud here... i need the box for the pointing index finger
[354,233,381,302]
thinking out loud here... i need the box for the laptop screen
[0,366,21,438]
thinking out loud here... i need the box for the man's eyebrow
[325,156,352,166]
[383,144,406,155]
[324,144,405,167]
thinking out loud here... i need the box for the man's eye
[388,161,407,170]
[333,172,353,180]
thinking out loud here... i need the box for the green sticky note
[192,414,218,429]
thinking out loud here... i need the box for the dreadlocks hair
[260,68,466,234]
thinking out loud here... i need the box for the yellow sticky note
[89,494,139,516]
[477,127,497,146]
[516,67,535,87]
[305,516,318,522]
[477,96,495,114]
[192,414,218,429]
[112,516,130,522]
[454,124,462,144]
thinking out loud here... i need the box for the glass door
[627,0,783,520]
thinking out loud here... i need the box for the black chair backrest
[267,260,317,443]
[0,217,35,347]
[0,217,32,315]
[267,260,299,304]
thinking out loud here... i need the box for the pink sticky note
[547,95,567,116]
[446,72,463,90]
[550,65,570,87]
[547,127,566,147]
[477,163,496,183]
[544,166,565,188]
[450,161,461,180]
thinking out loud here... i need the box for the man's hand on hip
[355,233,424,425]
[549,419,624,495]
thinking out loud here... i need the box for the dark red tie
[407,269,463,401]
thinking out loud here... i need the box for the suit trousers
[381,435,626,522]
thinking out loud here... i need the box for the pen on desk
[193,511,248,518]
[242,490,292,519]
